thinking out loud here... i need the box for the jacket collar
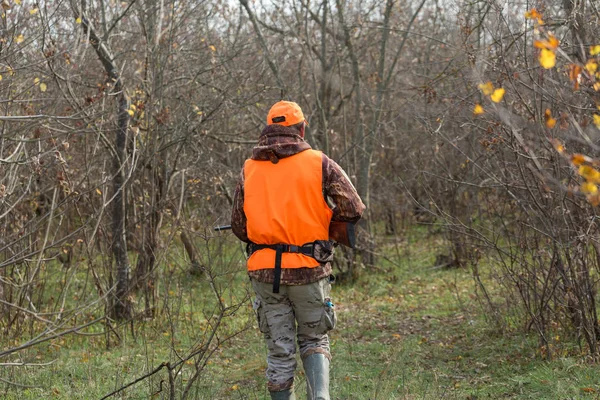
[251,124,311,164]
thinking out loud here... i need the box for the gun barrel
[214,225,232,231]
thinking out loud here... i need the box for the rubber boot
[269,389,296,400]
[304,353,330,400]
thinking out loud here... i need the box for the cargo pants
[251,277,337,392]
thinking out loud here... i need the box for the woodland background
[1,0,600,398]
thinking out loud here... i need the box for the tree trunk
[112,91,132,320]
[75,0,133,319]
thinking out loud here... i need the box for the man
[231,101,365,400]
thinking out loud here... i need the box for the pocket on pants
[253,298,270,334]
[318,298,337,334]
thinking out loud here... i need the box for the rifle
[214,221,356,249]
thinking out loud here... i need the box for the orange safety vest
[244,149,333,271]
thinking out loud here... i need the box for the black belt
[249,243,315,293]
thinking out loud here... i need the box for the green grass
[2,228,600,399]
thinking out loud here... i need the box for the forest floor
[2,227,600,399]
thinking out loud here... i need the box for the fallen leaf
[473,104,484,115]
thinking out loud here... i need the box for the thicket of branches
[1,0,600,395]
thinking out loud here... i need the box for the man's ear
[299,123,305,138]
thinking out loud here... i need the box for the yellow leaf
[473,104,484,115]
[15,0,21,4]
[478,81,494,96]
[34,77,40,85]
[594,82,600,91]
[76,17,82,24]
[590,45,600,56]
[40,82,47,92]
[581,182,598,195]
[96,189,102,195]
[127,109,135,117]
[209,45,216,52]
[490,88,505,103]
[15,34,24,44]
[29,7,38,14]
[0,75,2,81]
[129,104,136,111]
[231,384,239,391]
[594,114,600,129]
[539,48,556,69]
[579,165,600,183]
[586,61,598,75]
[552,139,565,153]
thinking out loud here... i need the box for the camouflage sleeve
[322,155,366,222]
[231,167,250,243]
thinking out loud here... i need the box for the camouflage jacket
[231,124,366,285]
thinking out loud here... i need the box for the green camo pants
[251,277,336,392]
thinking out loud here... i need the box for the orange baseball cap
[266,101,308,127]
